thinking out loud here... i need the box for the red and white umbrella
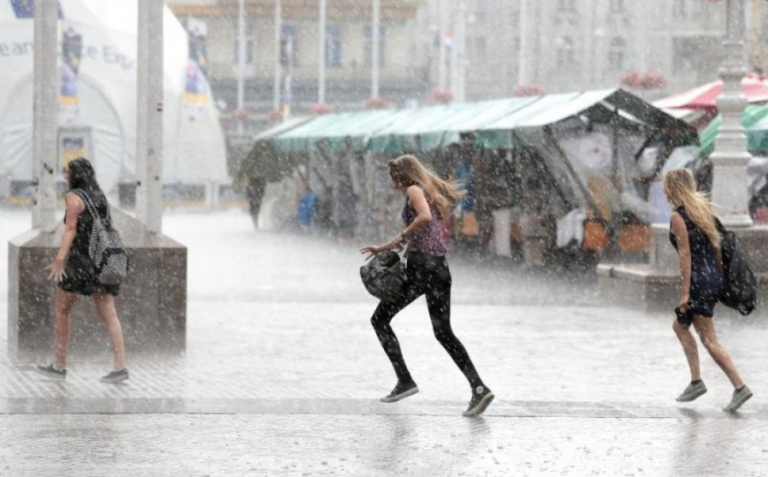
[654,75,768,111]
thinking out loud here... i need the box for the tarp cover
[0,0,228,196]
[698,105,768,157]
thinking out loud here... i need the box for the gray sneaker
[723,385,753,413]
[676,381,707,402]
[100,368,129,384]
[35,364,67,380]
[380,381,419,403]
[463,386,494,417]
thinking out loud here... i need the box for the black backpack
[360,251,408,302]
[715,218,757,315]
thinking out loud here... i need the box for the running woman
[665,169,751,412]
[361,155,493,417]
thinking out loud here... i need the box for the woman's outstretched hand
[360,236,403,261]
[45,258,67,282]
[360,245,385,261]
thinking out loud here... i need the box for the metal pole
[273,0,282,112]
[372,0,381,98]
[32,0,58,231]
[437,0,447,90]
[237,0,246,135]
[319,0,327,104]
[136,0,164,233]
[711,0,753,227]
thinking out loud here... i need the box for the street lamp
[710,0,753,227]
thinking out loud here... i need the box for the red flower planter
[364,97,391,109]
[513,84,546,97]
[430,89,454,104]
[311,103,333,115]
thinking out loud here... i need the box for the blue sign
[10,0,64,19]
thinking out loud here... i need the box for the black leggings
[370,252,484,389]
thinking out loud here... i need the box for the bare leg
[54,289,79,369]
[693,316,744,389]
[92,294,127,370]
[673,319,701,382]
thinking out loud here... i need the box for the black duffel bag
[715,218,757,315]
[360,251,408,302]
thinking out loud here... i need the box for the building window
[556,36,575,66]
[557,0,576,12]
[325,25,342,68]
[610,0,625,13]
[673,0,686,17]
[364,25,385,68]
[608,37,625,70]
[280,24,298,67]
[233,37,254,65]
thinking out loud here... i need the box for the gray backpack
[73,189,128,285]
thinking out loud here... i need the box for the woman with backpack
[360,155,493,417]
[665,169,750,411]
[36,158,129,383]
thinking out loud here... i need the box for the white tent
[0,0,228,198]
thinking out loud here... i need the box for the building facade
[169,0,427,128]
[423,0,764,102]
[168,0,767,136]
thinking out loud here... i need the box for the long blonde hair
[664,168,720,247]
[388,155,465,220]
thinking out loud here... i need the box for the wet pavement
[2,209,768,476]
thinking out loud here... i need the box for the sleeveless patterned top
[402,188,449,257]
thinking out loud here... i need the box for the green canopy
[268,88,697,155]
[367,104,469,153]
[273,109,417,153]
[475,89,695,149]
[274,113,357,153]
[253,116,313,142]
[317,109,410,153]
[698,105,768,157]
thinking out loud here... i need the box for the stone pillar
[136,0,164,234]
[711,0,753,228]
[32,0,58,232]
